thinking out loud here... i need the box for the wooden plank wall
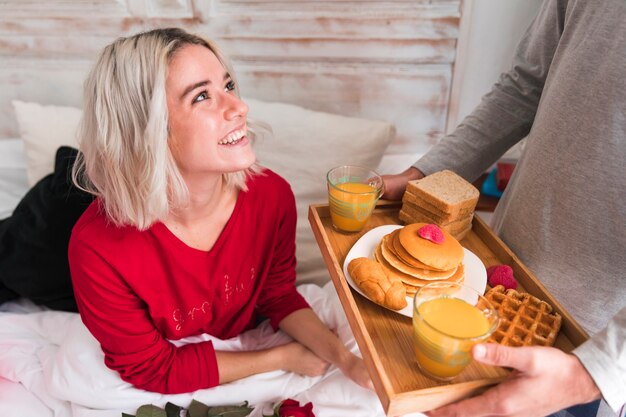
[0,0,461,155]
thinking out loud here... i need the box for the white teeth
[219,129,246,145]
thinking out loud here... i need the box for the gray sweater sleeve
[574,307,626,413]
[414,0,567,182]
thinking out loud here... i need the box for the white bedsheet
[0,138,429,417]
[0,283,393,417]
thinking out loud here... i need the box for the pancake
[375,243,465,286]
[402,266,465,297]
[379,234,458,280]
[390,229,446,271]
[374,244,426,286]
[398,223,464,271]
[399,262,464,287]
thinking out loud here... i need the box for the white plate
[343,225,487,318]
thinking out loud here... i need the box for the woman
[68,28,371,394]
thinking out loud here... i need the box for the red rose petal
[279,399,315,417]
[418,224,445,244]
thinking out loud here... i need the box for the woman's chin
[217,143,256,169]
[228,154,257,172]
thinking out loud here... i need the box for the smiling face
[166,44,255,181]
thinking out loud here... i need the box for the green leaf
[207,402,254,417]
[187,399,210,417]
[136,404,167,417]
[165,402,183,417]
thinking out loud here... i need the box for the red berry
[418,224,445,244]
[487,264,518,289]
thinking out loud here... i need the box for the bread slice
[403,190,475,221]
[400,201,473,229]
[451,223,472,240]
[406,170,479,216]
[399,209,473,238]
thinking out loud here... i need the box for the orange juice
[328,182,380,232]
[413,297,492,379]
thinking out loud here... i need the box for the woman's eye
[225,80,236,92]
[193,91,209,103]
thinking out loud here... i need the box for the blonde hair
[73,28,263,230]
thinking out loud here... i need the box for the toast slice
[406,170,479,216]
[400,201,473,229]
[403,190,475,221]
[399,209,473,240]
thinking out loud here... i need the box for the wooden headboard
[0,0,465,156]
[0,0,539,157]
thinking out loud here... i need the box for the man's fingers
[473,343,536,372]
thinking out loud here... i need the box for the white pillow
[12,100,81,186]
[247,99,394,285]
[12,99,395,286]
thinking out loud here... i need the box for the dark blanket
[0,146,93,311]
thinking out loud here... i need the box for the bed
[0,1,511,414]
[0,112,423,416]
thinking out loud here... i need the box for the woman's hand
[425,343,601,417]
[279,309,374,390]
[279,341,330,377]
[338,353,374,390]
[381,167,424,200]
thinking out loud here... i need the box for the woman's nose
[224,94,248,120]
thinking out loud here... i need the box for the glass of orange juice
[327,165,384,233]
[412,282,499,381]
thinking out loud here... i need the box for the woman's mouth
[218,129,246,146]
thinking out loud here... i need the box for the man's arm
[417,0,567,182]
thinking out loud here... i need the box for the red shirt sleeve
[255,181,310,330]
[69,234,219,394]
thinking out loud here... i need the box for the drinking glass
[327,165,384,233]
[412,282,499,381]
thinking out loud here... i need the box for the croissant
[348,257,407,310]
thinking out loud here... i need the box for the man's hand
[425,343,601,417]
[381,167,424,200]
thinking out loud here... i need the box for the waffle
[485,285,562,347]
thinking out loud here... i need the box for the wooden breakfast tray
[308,201,589,416]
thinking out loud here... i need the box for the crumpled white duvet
[0,283,386,417]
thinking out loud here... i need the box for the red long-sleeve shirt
[68,169,310,394]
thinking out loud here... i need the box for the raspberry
[418,224,445,244]
[487,264,518,290]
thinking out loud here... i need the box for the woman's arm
[279,308,373,390]
[215,341,331,384]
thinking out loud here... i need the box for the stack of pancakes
[399,170,479,240]
[373,223,465,297]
